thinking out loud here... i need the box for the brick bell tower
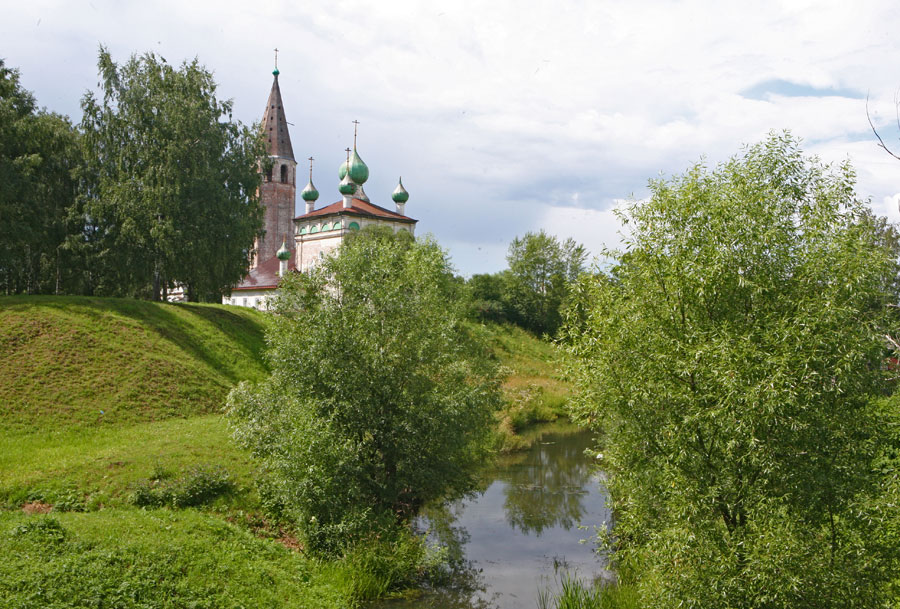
[253,60,297,268]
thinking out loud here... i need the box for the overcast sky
[4,0,900,275]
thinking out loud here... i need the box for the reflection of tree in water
[499,430,596,535]
[402,506,495,609]
[374,429,602,609]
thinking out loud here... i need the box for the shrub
[10,517,68,545]
[131,465,234,508]
[229,228,499,555]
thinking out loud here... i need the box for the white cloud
[539,200,629,264]
[4,0,900,274]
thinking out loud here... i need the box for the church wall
[293,217,415,272]
[223,289,275,311]
[296,232,343,272]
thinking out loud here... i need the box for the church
[223,65,416,310]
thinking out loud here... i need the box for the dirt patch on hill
[21,501,53,514]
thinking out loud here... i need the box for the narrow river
[375,421,611,609]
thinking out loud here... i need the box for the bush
[131,465,234,508]
[537,574,641,609]
[10,517,69,545]
[337,529,427,600]
[229,228,499,555]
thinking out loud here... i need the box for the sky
[4,0,900,276]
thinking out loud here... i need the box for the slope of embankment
[1,295,270,433]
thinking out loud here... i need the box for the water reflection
[374,422,611,609]
[497,431,596,535]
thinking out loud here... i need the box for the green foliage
[24,487,86,513]
[335,530,429,600]
[228,227,500,554]
[468,271,510,322]
[131,465,234,508]
[537,574,641,609]
[475,230,586,335]
[0,59,81,295]
[10,517,69,544]
[563,133,900,607]
[75,47,264,301]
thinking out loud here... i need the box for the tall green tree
[564,133,900,607]
[75,48,264,300]
[0,59,80,294]
[228,227,500,554]
[504,230,586,335]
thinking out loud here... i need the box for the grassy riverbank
[0,296,572,607]
[470,322,571,451]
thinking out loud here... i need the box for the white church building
[223,66,416,310]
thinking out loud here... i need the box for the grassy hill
[1,296,272,512]
[1,296,269,433]
[0,296,571,608]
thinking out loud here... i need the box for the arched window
[299,227,307,235]
[333,220,342,230]
[348,222,360,231]
[265,166,273,182]
[280,164,288,183]
[310,225,319,234]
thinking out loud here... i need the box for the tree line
[467,229,587,336]
[0,49,263,301]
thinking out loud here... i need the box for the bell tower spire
[254,54,298,268]
[262,50,294,161]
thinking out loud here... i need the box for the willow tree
[564,133,900,607]
[228,227,500,554]
[76,48,264,300]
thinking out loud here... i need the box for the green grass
[467,322,573,451]
[537,573,641,609]
[0,510,353,609]
[0,413,257,509]
[0,295,269,434]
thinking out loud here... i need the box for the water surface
[378,422,611,609]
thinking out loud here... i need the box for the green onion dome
[301,179,319,202]
[339,173,356,196]
[391,178,409,204]
[348,148,369,184]
[338,159,348,180]
[276,237,291,261]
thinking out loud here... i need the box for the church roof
[263,73,294,160]
[296,198,417,224]
[232,253,296,291]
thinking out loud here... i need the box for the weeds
[536,573,640,609]
[131,465,234,508]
